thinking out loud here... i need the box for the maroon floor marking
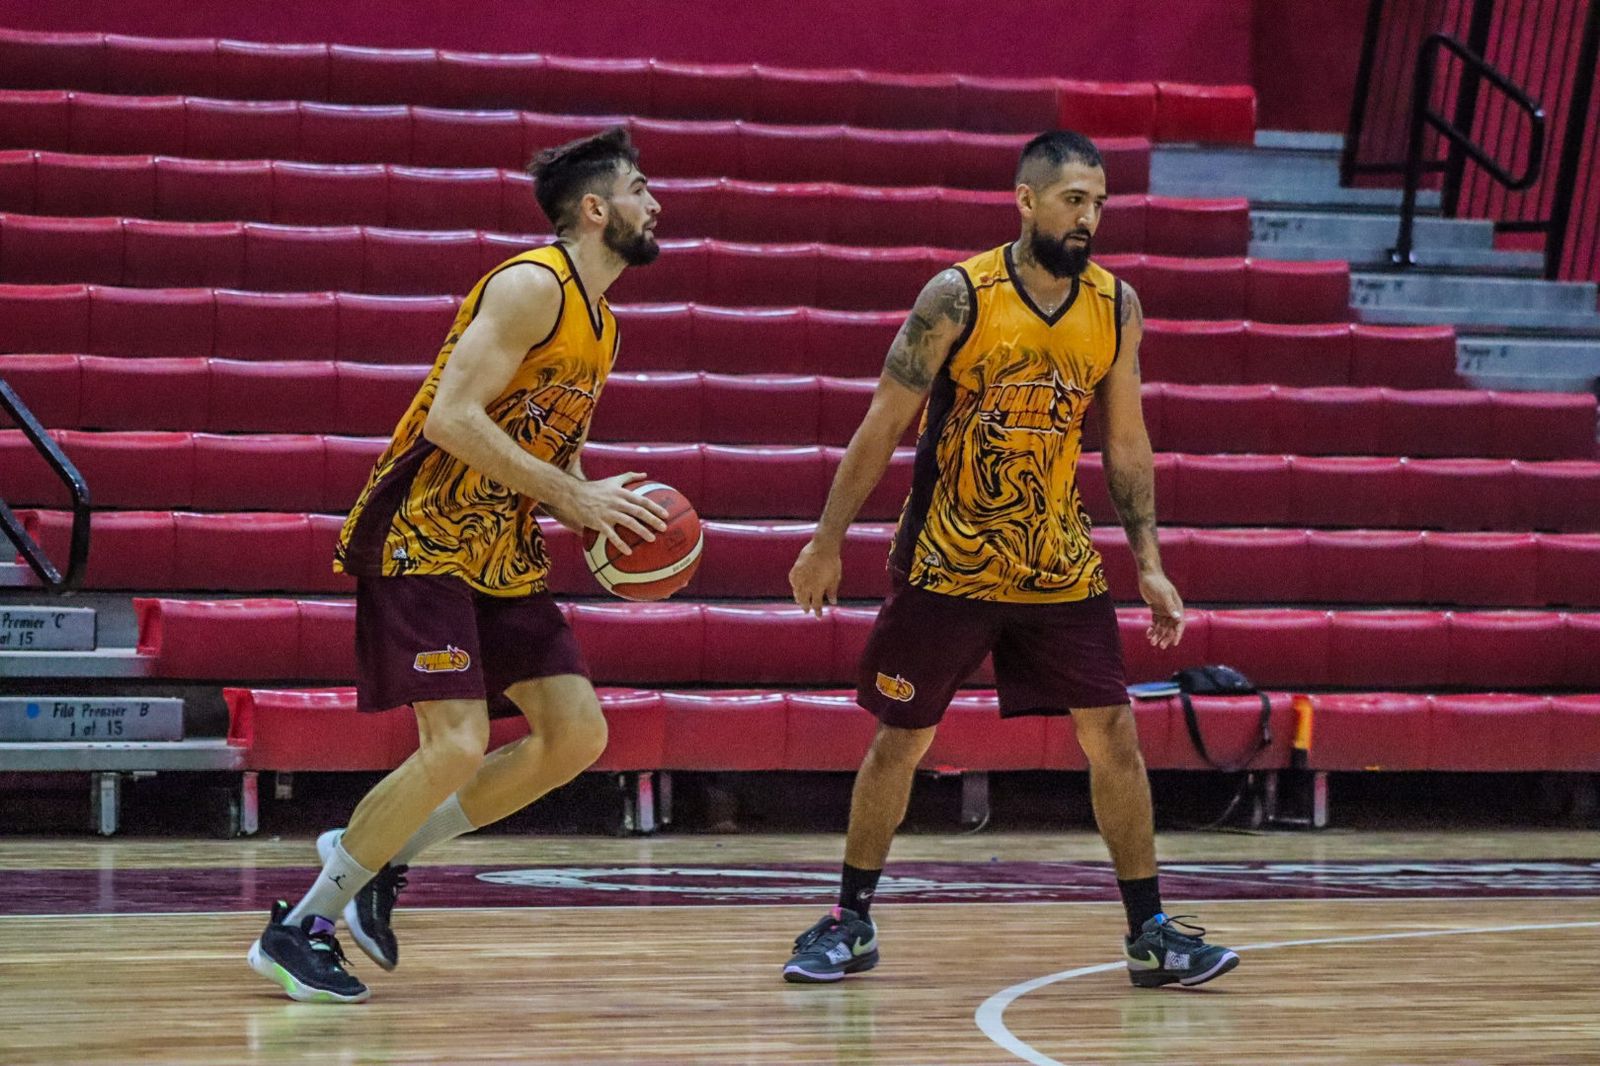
[2,860,1598,916]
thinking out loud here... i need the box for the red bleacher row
[139,597,1600,691]
[18,511,1600,607]
[2,371,1593,462]
[224,686,1600,774]
[0,93,1157,189]
[0,316,1450,392]
[0,155,1166,239]
[0,203,1248,271]
[0,239,1344,318]
[0,31,1255,141]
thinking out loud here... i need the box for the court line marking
[4,896,1600,921]
[975,919,1600,1066]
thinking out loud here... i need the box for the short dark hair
[1014,130,1104,185]
[527,126,640,233]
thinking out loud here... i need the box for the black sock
[1117,876,1163,936]
[839,863,882,917]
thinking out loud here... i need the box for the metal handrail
[0,379,91,590]
[1393,33,1547,268]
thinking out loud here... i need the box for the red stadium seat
[1184,529,1309,602]
[1144,196,1249,258]
[1139,257,1247,320]
[703,604,832,684]
[687,305,804,374]
[1488,392,1597,461]
[582,442,705,502]
[699,445,827,518]
[1274,387,1384,455]
[836,128,941,188]
[1306,530,1425,604]
[660,691,788,770]
[1549,695,1600,771]
[0,283,89,353]
[213,39,329,100]
[191,433,325,511]
[322,435,385,510]
[748,66,860,127]
[1381,390,1494,458]
[1447,611,1568,689]
[270,162,389,228]
[433,51,547,111]
[1350,324,1457,389]
[1561,613,1600,686]
[541,56,654,116]
[1421,532,1540,607]
[327,45,440,106]
[363,229,482,295]
[334,361,426,434]
[64,430,195,508]
[0,353,81,428]
[0,150,37,214]
[1327,610,1449,689]
[0,214,123,286]
[1308,693,1431,771]
[952,75,1059,134]
[124,219,246,289]
[1289,457,1405,529]
[296,102,412,166]
[1172,455,1293,526]
[651,61,757,122]
[385,166,503,230]
[207,360,333,434]
[1163,693,1293,771]
[89,285,214,358]
[1140,319,1246,384]
[1154,83,1256,144]
[0,31,105,92]
[703,241,820,307]
[1243,322,1352,386]
[804,309,900,377]
[1156,384,1273,453]
[103,34,216,96]
[0,91,72,153]
[172,512,313,591]
[783,692,876,770]
[155,158,273,223]
[78,356,207,431]
[186,98,301,161]
[137,597,300,680]
[855,70,959,130]
[68,93,185,156]
[20,509,177,588]
[588,372,701,442]
[1513,461,1600,533]
[35,151,155,219]
[925,692,1046,771]
[571,602,704,684]
[1246,259,1349,323]
[1429,694,1551,771]
[1536,534,1600,609]
[1401,459,1517,531]
[215,290,338,362]
[627,117,742,180]
[1206,609,1331,687]
[333,293,457,363]
[409,108,525,170]
[1059,80,1157,140]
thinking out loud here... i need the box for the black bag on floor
[1173,665,1272,772]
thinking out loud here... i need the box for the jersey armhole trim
[471,258,567,353]
[1113,278,1125,359]
[943,266,980,371]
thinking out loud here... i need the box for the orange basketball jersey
[890,244,1124,603]
[335,244,618,595]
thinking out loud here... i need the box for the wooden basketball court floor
[1,829,1596,1064]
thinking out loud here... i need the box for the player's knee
[865,723,936,769]
[553,694,608,768]
[1076,706,1143,768]
[421,716,490,782]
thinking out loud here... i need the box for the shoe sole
[247,938,370,1004]
[782,951,880,984]
[317,829,398,972]
[1129,950,1241,989]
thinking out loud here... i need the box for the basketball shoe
[1123,913,1239,988]
[317,829,406,971]
[247,900,370,1003]
[782,906,879,983]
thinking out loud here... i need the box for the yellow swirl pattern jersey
[890,244,1123,603]
[335,244,617,596]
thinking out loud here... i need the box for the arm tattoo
[1106,459,1159,558]
[883,269,971,391]
[1119,281,1144,378]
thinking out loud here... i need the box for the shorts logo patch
[414,645,472,673]
[875,672,916,703]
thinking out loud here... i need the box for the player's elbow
[422,407,463,449]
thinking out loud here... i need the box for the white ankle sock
[286,838,377,926]
[391,794,477,865]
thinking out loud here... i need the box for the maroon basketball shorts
[353,574,589,716]
[856,577,1129,729]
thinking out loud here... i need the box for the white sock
[391,794,477,866]
[286,839,378,926]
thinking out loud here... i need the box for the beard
[1029,228,1092,278]
[603,213,660,266]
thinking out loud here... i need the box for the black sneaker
[1124,913,1240,988]
[318,828,404,971]
[247,900,370,1003]
[782,906,879,984]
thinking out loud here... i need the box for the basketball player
[248,128,669,1003]
[782,131,1238,988]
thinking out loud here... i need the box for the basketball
[582,482,703,600]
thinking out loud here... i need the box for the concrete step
[1351,273,1600,313]
[0,605,95,651]
[1456,335,1600,389]
[0,696,182,741]
[1152,145,1443,212]
[0,648,150,679]
[1358,304,1600,331]
[1256,130,1346,151]
[1252,211,1496,251]
[0,591,137,646]
[1257,242,1544,274]
[0,738,242,772]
